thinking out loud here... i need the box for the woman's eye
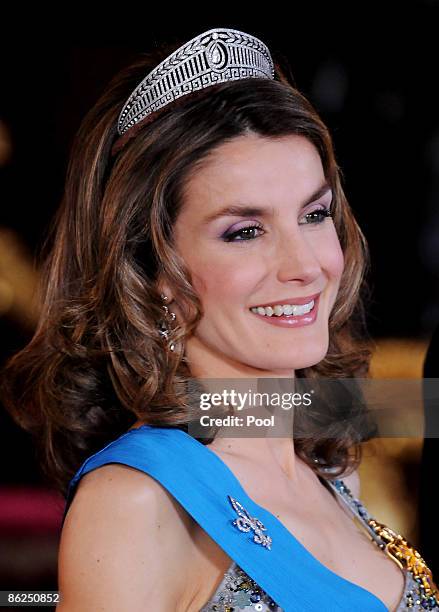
[300,207,332,225]
[222,207,332,242]
[222,224,264,242]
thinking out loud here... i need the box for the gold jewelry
[368,518,439,600]
[329,478,439,608]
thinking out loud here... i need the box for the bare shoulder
[57,463,196,611]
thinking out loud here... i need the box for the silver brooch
[228,495,272,550]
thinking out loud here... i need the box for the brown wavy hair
[0,40,375,496]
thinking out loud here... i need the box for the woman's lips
[249,294,319,328]
[251,292,321,308]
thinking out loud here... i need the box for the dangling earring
[158,293,176,352]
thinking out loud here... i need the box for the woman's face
[162,133,344,377]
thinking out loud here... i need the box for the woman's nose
[274,230,322,284]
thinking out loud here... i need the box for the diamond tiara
[117,27,275,137]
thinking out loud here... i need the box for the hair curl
[0,41,375,496]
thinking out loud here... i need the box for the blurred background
[1,4,438,603]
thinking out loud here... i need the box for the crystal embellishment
[228,495,272,550]
[329,478,439,610]
[117,28,275,136]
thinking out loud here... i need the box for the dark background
[1,6,439,483]
[0,5,438,592]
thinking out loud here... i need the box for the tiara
[117,27,275,137]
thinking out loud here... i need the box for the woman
[1,28,437,611]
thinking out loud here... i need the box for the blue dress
[63,425,438,611]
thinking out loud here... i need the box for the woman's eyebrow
[202,181,332,224]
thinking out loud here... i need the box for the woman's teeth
[250,300,315,317]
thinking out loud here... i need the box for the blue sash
[63,425,387,611]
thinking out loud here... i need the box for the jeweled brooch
[228,495,272,550]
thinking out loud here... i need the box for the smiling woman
[165,134,345,375]
[1,27,437,612]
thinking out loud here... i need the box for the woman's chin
[248,345,329,374]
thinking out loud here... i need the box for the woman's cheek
[321,230,345,279]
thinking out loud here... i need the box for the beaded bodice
[200,478,439,611]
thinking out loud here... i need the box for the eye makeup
[220,193,333,243]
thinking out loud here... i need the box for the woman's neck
[206,433,300,482]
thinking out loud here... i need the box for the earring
[158,293,176,352]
